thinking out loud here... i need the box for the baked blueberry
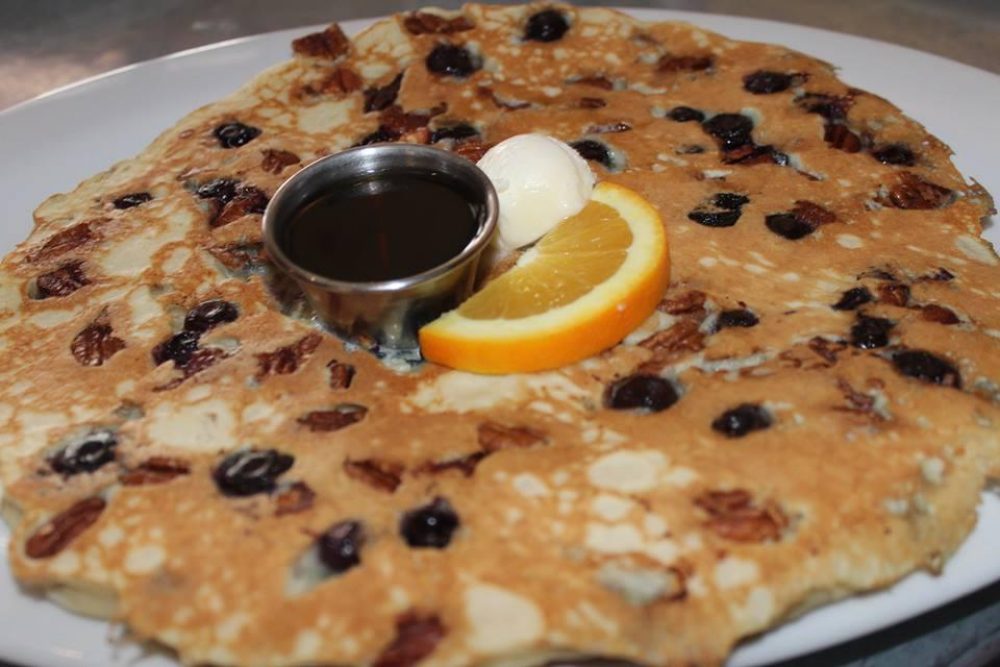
[400,497,460,548]
[743,71,793,94]
[112,192,153,209]
[49,429,118,476]
[213,448,294,497]
[832,287,873,311]
[152,330,201,367]
[850,315,893,349]
[524,9,569,42]
[184,299,239,334]
[702,113,754,151]
[425,44,480,77]
[570,139,613,168]
[317,520,365,573]
[604,374,679,412]
[872,144,916,166]
[213,122,261,149]
[716,309,759,330]
[712,403,772,438]
[667,106,705,122]
[765,212,814,240]
[891,350,962,388]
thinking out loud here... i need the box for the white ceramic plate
[0,9,997,667]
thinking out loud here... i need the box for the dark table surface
[0,1,998,666]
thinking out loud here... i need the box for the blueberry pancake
[1,4,997,666]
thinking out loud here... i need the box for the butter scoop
[476,134,595,254]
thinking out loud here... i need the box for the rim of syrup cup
[262,144,498,294]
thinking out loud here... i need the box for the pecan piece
[880,172,954,209]
[365,73,404,113]
[823,123,863,152]
[577,97,607,109]
[379,105,434,134]
[570,75,614,90]
[274,481,316,516]
[292,24,350,59]
[34,260,90,299]
[298,404,368,432]
[343,458,404,493]
[657,54,713,72]
[154,347,228,392]
[26,222,95,263]
[319,67,363,95]
[374,612,447,667]
[791,200,837,226]
[415,451,488,477]
[70,310,125,366]
[638,320,705,368]
[25,497,106,559]
[807,336,847,365]
[256,333,322,378]
[878,283,910,307]
[834,378,884,419]
[260,149,301,175]
[206,241,264,273]
[120,456,191,485]
[920,304,960,325]
[477,421,547,453]
[658,290,706,315]
[452,141,492,163]
[695,489,786,543]
[210,186,268,228]
[403,12,473,35]
[327,360,356,389]
[477,86,531,111]
[919,267,955,282]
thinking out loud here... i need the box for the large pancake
[1,4,997,666]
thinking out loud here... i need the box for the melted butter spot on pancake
[98,525,124,548]
[590,494,635,521]
[353,19,413,61]
[512,473,550,497]
[100,209,192,276]
[162,247,190,274]
[714,557,760,590]
[408,371,587,413]
[955,234,999,266]
[587,450,666,493]
[730,587,775,629]
[293,630,321,660]
[0,274,22,314]
[465,583,544,654]
[50,551,81,576]
[147,399,236,453]
[29,309,76,329]
[216,612,251,642]
[585,523,644,554]
[124,545,165,575]
[837,234,864,249]
[298,98,355,134]
[127,287,164,341]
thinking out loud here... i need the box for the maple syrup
[282,172,480,282]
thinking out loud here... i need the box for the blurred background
[1,0,998,111]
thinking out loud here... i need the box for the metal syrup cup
[262,144,498,350]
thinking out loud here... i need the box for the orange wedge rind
[419,181,670,374]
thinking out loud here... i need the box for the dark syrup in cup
[283,172,480,282]
[262,145,498,351]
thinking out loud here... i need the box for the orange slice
[419,181,669,374]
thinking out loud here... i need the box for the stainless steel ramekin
[262,144,498,350]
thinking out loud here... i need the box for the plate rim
[0,8,998,667]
